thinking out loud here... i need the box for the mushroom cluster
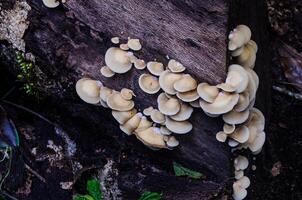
[75,25,265,200]
[42,0,65,8]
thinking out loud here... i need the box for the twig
[25,164,46,183]
[1,190,18,200]
[273,85,302,100]
[1,100,55,126]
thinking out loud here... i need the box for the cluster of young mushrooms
[75,25,265,200]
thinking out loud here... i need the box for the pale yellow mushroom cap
[134,59,146,70]
[120,112,143,135]
[237,176,250,189]
[107,93,134,111]
[99,86,114,102]
[170,103,193,121]
[232,181,247,200]
[160,126,172,135]
[234,92,250,112]
[230,126,250,143]
[166,136,180,148]
[150,109,166,124]
[119,44,129,50]
[143,106,154,116]
[42,0,60,8]
[247,108,265,131]
[121,88,135,100]
[105,47,132,73]
[217,64,249,93]
[223,123,236,134]
[138,74,160,94]
[223,109,250,125]
[189,100,201,108]
[228,25,251,51]
[159,70,183,95]
[134,116,153,133]
[100,66,115,78]
[157,93,181,115]
[111,37,119,44]
[216,131,227,142]
[199,92,239,115]
[173,74,197,92]
[165,117,192,134]
[76,78,102,104]
[147,62,164,76]
[237,43,257,68]
[135,127,166,149]
[112,108,137,124]
[234,155,249,170]
[176,90,199,102]
[197,83,219,103]
[249,131,265,153]
[246,68,259,101]
[234,170,244,180]
[167,59,186,73]
[127,39,142,51]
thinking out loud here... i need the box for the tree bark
[0,0,271,199]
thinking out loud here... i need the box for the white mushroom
[111,37,120,44]
[157,93,181,115]
[165,117,192,134]
[159,70,183,95]
[216,131,227,142]
[228,25,251,51]
[173,74,197,92]
[138,74,161,94]
[143,106,154,116]
[134,116,153,132]
[150,109,166,124]
[120,88,135,100]
[112,108,137,124]
[167,59,186,73]
[223,109,250,125]
[234,155,249,171]
[135,127,166,148]
[76,78,102,104]
[160,126,172,135]
[230,126,250,143]
[120,113,143,135]
[42,0,60,8]
[166,136,179,148]
[100,66,115,78]
[176,90,199,102]
[127,39,142,51]
[105,47,132,74]
[134,59,146,70]
[107,93,134,111]
[147,62,164,76]
[223,123,236,134]
[197,83,219,103]
[170,103,193,121]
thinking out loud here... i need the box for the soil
[0,0,302,200]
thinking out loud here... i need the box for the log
[0,0,271,199]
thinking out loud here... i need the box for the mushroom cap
[249,131,265,153]
[135,116,153,132]
[223,109,250,125]
[228,139,239,147]
[112,108,137,124]
[159,70,183,95]
[237,44,257,68]
[111,37,119,44]
[127,39,142,51]
[230,126,250,143]
[99,86,114,102]
[166,136,179,148]
[147,62,164,76]
[204,111,221,118]
[143,106,154,116]
[189,100,201,108]
[100,66,115,78]
[157,93,181,115]
[42,0,60,8]
[247,108,265,131]
[173,74,197,92]
[234,170,244,180]
[223,123,236,134]
[134,59,146,70]
[105,47,132,73]
[238,176,250,189]
[234,155,249,170]
[119,44,129,50]
[76,78,102,104]
[121,88,135,100]
[216,131,227,142]
[231,46,245,57]
[176,90,199,102]
[100,100,109,108]
[107,93,135,111]
[197,83,219,103]
[228,25,251,51]
[138,74,161,94]
[135,127,166,148]
[199,92,240,115]
[120,113,143,135]
[232,182,247,200]
[234,92,250,112]
[217,64,249,93]
[165,117,192,134]
[170,103,193,121]
[246,68,259,101]
[160,126,172,135]
[167,59,186,73]
[150,109,166,124]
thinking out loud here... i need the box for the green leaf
[138,191,162,200]
[73,195,95,200]
[86,179,103,200]
[173,162,204,179]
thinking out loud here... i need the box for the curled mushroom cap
[42,0,60,8]
[134,59,146,70]
[121,88,135,100]
[157,93,181,115]
[112,108,137,124]
[127,39,142,51]
[232,181,247,200]
[223,109,250,125]
[173,74,197,92]
[100,66,115,78]
[135,127,166,148]
[217,64,249,93]
[167,59,186,73]
[165,117,192,134]
[135,116,153,132]
[150,109,166,124]
[120,113,143,135]
[99,86,114,102]
[111,37,119,44]
[216,131,227,142]
[170,103,193,121]
[143,106,154,116]
[139,74,161,94]
[234,92,250,112]
[107,93,134,111]
[176,90,199,102]
[230,126,250,143]
[105,47,132,73]
[228,25,251,51]
[160,126,172,135]
[234,155,249,171]
[159,70,183,95]
[76,78,102,104]
[147,62,164,76]
[199,92,239,115]
[197,83,219,103]
[223,123,236,134]
[166,136,179,148]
